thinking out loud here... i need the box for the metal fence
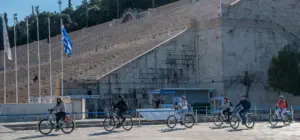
[0,105,297,122]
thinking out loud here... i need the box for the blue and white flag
[2,14,12,60]
[61,26,72,55]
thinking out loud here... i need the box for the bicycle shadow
[0,131,15,134]
[227,128,251,132]
[209,126,230,129]
[89,130,123,136]
[159,128,186,133]
[268,125,285,129]
[17,134,62,140]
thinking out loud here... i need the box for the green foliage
[68,0,72,8]
[0,0,179,50]
[268,45,300,95]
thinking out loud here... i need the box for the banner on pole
[2,14,12,60]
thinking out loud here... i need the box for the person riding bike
[113,95,128,128]
[222,97,233,122]
[178,96,188,125]
[50,96,66,131]
[275,95,287,120]
[235,95,251,125]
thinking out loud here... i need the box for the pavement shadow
[17,134,62,140]
[268,125,285,129]
[227,128,247,132]
[0,131,15,134]
[89,130,123,136]
[209,126,230,129]
[160,128,186,133]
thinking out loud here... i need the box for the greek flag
[2,14,12,60]
[61,26,72,55]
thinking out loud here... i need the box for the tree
[31,5,35,16]
[68,0,73,8]
[4,12,8,25]
[1,0,179,50]
[268,45,300,95]
[35,6,40,15]
[226,71,262,98]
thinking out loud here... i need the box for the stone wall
[97,29,201,107]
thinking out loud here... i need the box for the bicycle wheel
[213,113,224,127]
[269,113,278,127]
[166,115,177,128]
[283,113,292,125]
[184,114,195,128]
[245,115,255,129]
[229,115,239,129]
[61,121,75,134]
[122,116,133,131]
[103,116,116,131]
[38,119,53,135]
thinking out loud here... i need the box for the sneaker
[180,121,184,125]
[242,122,246,125]
[55,128,59,131]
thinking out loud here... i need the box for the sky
[1,0,82,26]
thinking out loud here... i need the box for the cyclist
[235,95,251,125]
[222,97,232,122]
[113,95,128,128]
[275,95,287,120]
[178,96,188,125]
[50,96,66,131]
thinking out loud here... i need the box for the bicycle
[103,107,133,131]
[166,109,195,128]
[38,109,75,135]
[213,108,233,127]
[269,106,292,126]
[229,107,255,130]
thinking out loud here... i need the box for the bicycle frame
[47,113,55,122]
[108,109,122,123]
[272,107,290,118]
[173,109,187,120]
[46,111,66,126]
[231,107,243,121]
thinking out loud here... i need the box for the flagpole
[3,40,6,104]
[48,17,53,103]
[59,0,64,98]
[2,14,6,103]
[3,46,6,104]
[13,14,18,104]
[26,17,30,103]
[61,18,64,98]
[37,16,41,103]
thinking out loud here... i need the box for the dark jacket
[236,99,251,110]
[114,99,128,110]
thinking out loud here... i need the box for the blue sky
[1,0,82,26]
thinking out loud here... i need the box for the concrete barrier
[0,103,77,122]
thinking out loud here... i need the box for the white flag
[2,14,12,60]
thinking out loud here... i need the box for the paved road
[1,122,300,140]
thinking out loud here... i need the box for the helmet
[279,95,284,99]
[181,96,186,99]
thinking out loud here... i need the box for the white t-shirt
[180,100,188,109]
